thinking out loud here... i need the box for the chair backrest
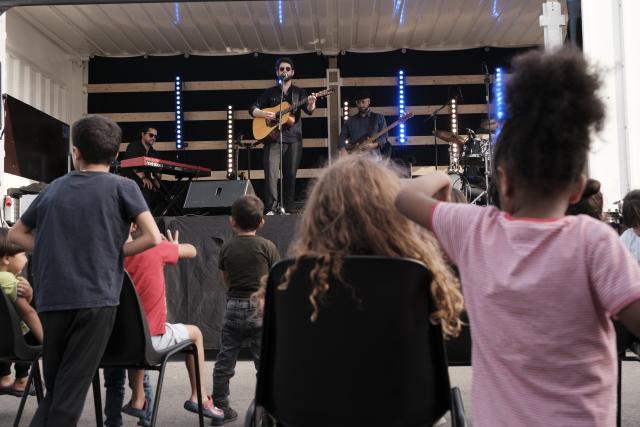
[256,256,452,427]
[0,291,40,360]
[100,273,159,366]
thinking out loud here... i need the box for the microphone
[280,71,289,80]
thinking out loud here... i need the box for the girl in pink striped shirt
[396,48,640,426]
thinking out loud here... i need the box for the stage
[158,214,299,350]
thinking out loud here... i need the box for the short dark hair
[0,228,24,257]
[493,47,605,197]
[72,115,122,165]
[275,57,294,71]
[141,126,156,136]
[622,190,640,228]
[231,195,264,231]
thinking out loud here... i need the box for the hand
[264,111,276,120]
[165,229,180,244]
[16,277,33,302]
[307,93,317,108]
[142,177,154,190]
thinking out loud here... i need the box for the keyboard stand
[151,176,193,217]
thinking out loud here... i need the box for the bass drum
[448,172,470,201]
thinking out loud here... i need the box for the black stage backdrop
[88,47,531,205]
[158,214,299,349]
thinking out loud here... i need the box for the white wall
[583,0,640,209]
[0,9,87,202]
[4,9,86,125]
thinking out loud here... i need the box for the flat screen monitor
[3,94,69,183]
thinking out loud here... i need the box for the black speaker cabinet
[183,180,255,213]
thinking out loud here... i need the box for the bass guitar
[252,88,334,142]
[345,112,414,153]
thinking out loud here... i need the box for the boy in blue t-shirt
[9,115,162,427]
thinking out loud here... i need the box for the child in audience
[8,115,161,427]
[283,155,464,336]
[566,178,603,220]
[123,227,224,424]
[620,190,640,262]
[395,48,640,426]
[213,195,279,424]
[0,228,42,397]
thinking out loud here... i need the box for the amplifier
[183,180,255,213]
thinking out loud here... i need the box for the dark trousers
[263,140,303,212]
[0,332,39,380]
[212,298,262,407]
[103,368,154,427]
[29,307,117,427]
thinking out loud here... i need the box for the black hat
[354,90,372,101]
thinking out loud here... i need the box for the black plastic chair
[0,291,44,427]
[247,256,466,427]
[615,320,639,427]
[91,273,205,427]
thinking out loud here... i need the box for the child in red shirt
[122,228,223,423]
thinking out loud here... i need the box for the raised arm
[123,211,162,256]
[165,229,197,259]
[8,220,35,251]
[394,171,452,230]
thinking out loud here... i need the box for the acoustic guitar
[345,112,414,153]
[252,88,334,142]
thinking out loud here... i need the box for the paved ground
[3,360,640,426]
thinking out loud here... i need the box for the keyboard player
[119,126,162,207]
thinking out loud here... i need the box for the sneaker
[265,211,275,216]
[210,405,238,426]
[184,396,224,422]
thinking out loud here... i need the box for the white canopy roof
[11,0,564,57]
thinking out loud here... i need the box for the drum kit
[436,118,498,204]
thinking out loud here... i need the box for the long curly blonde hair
[283,155,464,337]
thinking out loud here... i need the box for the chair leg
[617,356,622,427]
[150,362,169,427]
[92,371,103,427]
[33,361,44,402]
[12,360,38,427]
[192,344,205,427]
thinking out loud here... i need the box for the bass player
[249,57,317,215]
[337,90,389,157]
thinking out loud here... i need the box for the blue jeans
[103,368,154,427]
[212,298,262,407]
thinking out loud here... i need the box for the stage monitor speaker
[183,180,255,213]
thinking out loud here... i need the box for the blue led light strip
[398,70,406,144]
[494,67,504,136]
[175,76,182,149]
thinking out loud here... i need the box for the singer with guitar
[338,91,389,157]
[249,57,316,214]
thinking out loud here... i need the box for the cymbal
[479,119,499,132]
[434,130,467,144]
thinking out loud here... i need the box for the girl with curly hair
[283,154,464,338]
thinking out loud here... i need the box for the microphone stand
[470,64,493,205]
[424,102,448,174]
[276,75,286,215]
[482,64,493,205]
